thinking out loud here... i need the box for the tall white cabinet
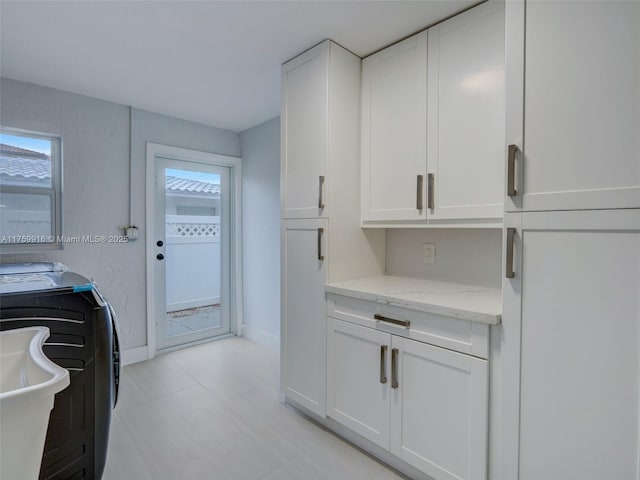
[280,41,385,417]
[281,219,328,414]
[501,1,640,478]
[281,46,329,220]
[501,210,640,480]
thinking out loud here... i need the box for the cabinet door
[361,32,428,222]
[390,336,489,480]
[326,318,391,449]
[281,219,328,416]
[505,1,640,212]
[501,210,640,479]
[281,42,328,219]
[427,1,505,222]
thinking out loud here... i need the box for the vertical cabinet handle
[416,175,424,211]
[507,145,519,197]
[317,227,324,261]
[391,348,399,389]
[506,227,516,278]
[380,345,388,384]
[318,176,325,209]
[427,173,435,210]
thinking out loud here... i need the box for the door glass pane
[164,168,222,339]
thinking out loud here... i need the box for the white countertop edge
[325,281,502,326]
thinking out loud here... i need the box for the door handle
[391,348,399,389]
[505,227,516,278]
[380,345,388,384]
[416,175,424,211]
[427,173,435,210]
[317,227,324,261]
[507,144,519,197]
[318,176,325,210]
[374,314,410,329]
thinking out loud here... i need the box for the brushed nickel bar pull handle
[391,348,399,389]
[416,175,424,211]
[380,345,388,384]
[507,144,518,197]
[317,227,324,261]
[427,173,435,210]
[374,314,410,329]
[318,175,325,209]
[506,227,516,278]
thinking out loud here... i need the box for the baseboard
[241,324,280,352]
[121,346,149,366]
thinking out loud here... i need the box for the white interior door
[152,156,231,351]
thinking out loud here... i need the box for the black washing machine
[0,263,120,480]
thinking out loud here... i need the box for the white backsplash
[385,228,502,289]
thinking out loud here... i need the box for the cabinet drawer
[327,294,489,359]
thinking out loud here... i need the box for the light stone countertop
[326,275,502,325]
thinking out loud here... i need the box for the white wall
[239,117,280,351]
[385,228,502,288]
[0,78,240,360]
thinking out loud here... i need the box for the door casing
[145,142,243,359]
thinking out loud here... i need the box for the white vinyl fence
[165,215,220,312]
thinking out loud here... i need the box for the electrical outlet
[423,243,435,264]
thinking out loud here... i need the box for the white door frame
[146,142,243,359]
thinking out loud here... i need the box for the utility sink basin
[0,326,70,480]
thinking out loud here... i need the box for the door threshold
[155,333,237,355]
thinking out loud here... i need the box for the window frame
[0,127,63,253]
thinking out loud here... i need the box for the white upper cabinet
[281,43,329,219]
[505,0,640,212]
[428,1,505,222]
[361,32,428,222]
[361,1,506,226]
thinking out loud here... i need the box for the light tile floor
[103,337,408,480]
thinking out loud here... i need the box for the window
[0,128,62,251]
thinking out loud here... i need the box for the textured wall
[385,228,502,288]
[239,117,280,350]
[0,78,240,353]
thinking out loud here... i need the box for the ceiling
[0,1,477,133]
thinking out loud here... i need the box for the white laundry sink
[0,326,70,480]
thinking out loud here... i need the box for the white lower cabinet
[501,210,640,479]
[327,318,390,448]
[327,317,489,480]
[282,219,328,416]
